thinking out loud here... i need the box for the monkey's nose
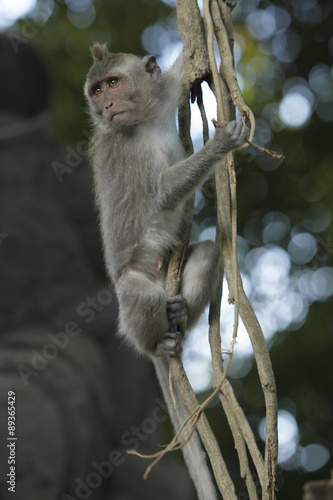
[105,103,113,109]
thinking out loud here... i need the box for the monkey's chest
[95,140,181,247]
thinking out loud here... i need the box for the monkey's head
[84,43,167,131]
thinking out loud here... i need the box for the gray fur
[85,46,249,499]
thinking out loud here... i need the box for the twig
[212,118,284,160]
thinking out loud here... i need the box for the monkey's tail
[153,356,218,500]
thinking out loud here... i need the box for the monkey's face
[87,73,138,126]
[85,49,162,131]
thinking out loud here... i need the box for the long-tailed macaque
[85,43,249,500]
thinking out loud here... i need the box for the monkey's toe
[157,331,183,357]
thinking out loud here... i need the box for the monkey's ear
[143,55,162,82]
[91,43,109,62]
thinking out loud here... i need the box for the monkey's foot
[156,331,184,357]
[224,0,237,8]
[167,295,188,330]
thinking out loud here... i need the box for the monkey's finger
[226,120,239,134]
[167,295,188,327]
[167,295,187,313]
[212,118,228,129]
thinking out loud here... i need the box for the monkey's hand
[213,120,249,153]
[167,295,188,330]
[155,295,188,357]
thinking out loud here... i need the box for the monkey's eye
[94,87,103,95]
[108,78,118,88]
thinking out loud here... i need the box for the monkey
[84,43,249,500]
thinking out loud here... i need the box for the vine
[131,1,279,498]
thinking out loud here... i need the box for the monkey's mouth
[110,110,128,121]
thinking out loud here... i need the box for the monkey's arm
[157,121,248,211]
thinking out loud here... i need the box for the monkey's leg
[180,240,221,329]
[116,270,183,357]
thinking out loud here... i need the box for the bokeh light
[182,316,214,393]
[259,410,299,464]
[279,92,312,128]
[160,0,176,6]
[272,30,301,63]
[293,0,324,24]
[0,0,36,29]
[142,24,180,56]
[262,212,290,244]
[246,10,276,41]
[66,4,96,29]
[309,64,333,96]
[302,203,331,233]
[65,0,93,11]
[300,444,330,473]
[299,174,325,203]
[288,233,317,265]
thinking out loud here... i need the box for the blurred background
[0,0,332,499]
